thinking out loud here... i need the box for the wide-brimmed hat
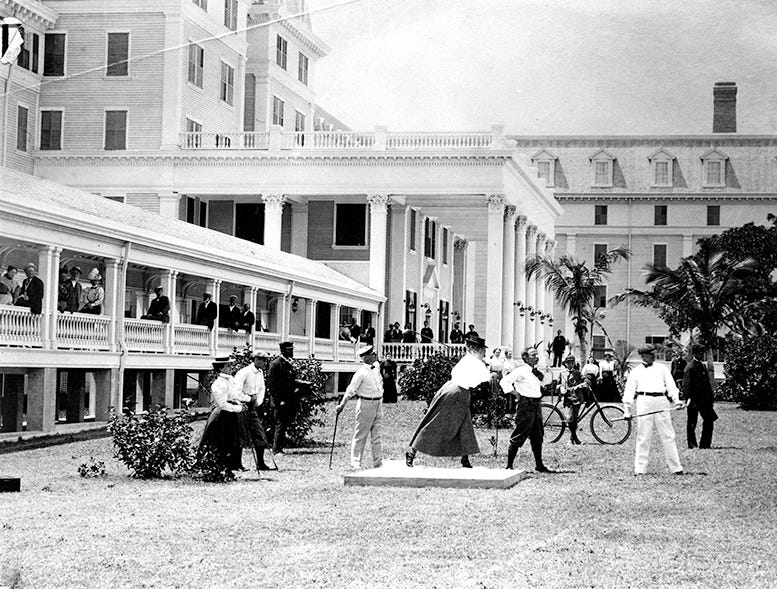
[24,262,36,271]
[211,355,231,369]
[357,344,374,357]
[88,268,102,281]
[637,344,657,355]
[279,341,294,351]
[563,355,576,365]
[70,266,83,275]
[153,284,163,291]
[252,351,270,360]
[464,335,487,349]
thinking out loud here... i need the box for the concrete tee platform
[344,460,528,489]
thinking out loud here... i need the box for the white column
[263,194,285,250]
[464,241,476,326]
[104,259,121,352]
[544,239,555,351]
[512,215,527,352]
[158,192,181,220]
[564,233,577,348]
[367,194,390,293]
[682,234,694,257]
[485,194,505,346]
[163,270,178,354]
[37,245,61,349]
[501,206,517,347]
[308,299,317,353]
[534,232,546,350]
[332,303,341,361]
[524,225,537,347]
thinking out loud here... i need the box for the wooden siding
[37,12,166,151]
[3,80,38,175]
[306,201,370,262]
[181,20,242,135]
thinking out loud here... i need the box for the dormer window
[531,149,557,187]
[589,149,615,188]
[649,148,675,187]
[701,149,727,187]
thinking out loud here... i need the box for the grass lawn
[0,400,775,588]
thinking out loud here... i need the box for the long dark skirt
[409,381,479,457]
[598,372,620,402]
[199,408,251,468]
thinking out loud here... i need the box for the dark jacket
[241,311,255,333]
[221,304,242,329]
[449,329,464,344]
[63,280,82,313]
[682,359,715,408]
[146,295,170,321]
[420,327,434,343]
[267,356,297,407]
[18,276,45,315]
[197,300,218,329]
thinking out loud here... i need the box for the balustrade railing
[337,339,358,363]
[386,132,492,149]
[179,130,496,151]
[174,324,211,355]
[289,335,310,358]
[124,318,166,353]
[217,328,252,355]
[382,342,466,363]
[57,313,111,350]
[314,338,335,360]
[0,305,43,347]
[253,331,281,355]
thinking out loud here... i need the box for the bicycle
[541,386,631,445]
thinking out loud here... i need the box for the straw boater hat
[211,355,231,370]
[252,351,270,360]
[357,344,374,357]
[637,344,657,355]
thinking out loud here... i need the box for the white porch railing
[289,335,310,357]
[217,328,252,355]
[57,313,111,350]
[338,340,358,363]
[124,318,166,353]
[382,343,466,363]
[314,338,335,360]
[180,132,270,149]
[0,305,43,347]
[386,132,492,149]
[254,331,281,355]
[174,324,210,355]
[179,129,501,151]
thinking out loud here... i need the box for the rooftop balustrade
[179,126,506,152]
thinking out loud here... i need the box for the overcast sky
[308,0,777,134]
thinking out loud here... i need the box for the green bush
[720,334,777,410]
[398,353,460,403]
[108,405,194,479]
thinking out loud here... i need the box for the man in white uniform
[336,345,383,469]
[623,344,684,475]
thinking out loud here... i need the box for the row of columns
[484,194,556,356]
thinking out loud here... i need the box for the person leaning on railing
[79,268,105,315]
[0,265,19,305]
[14,263,44,315]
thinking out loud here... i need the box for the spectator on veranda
[56,267,70,312]
[142,286,170,322]
[63,266,83,313]
[401,323,417,343]
[15,263,44,315]
[79,268,105,315]
[240,303,256,333]
[0,266,19,306]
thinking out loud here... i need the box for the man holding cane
[623,344,685,475]
[335,345,383,470]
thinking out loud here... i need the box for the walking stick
[329,411,340,470]
[612,401,688,421]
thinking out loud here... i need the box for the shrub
[719,333,777,410]
[77,457,106,478]
[191,445,235,483]
[398,353,459,403]
[108,405,194,479]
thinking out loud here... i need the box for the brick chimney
[713,82,737,133]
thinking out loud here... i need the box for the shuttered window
[40,110,63,150]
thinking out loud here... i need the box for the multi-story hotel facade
[2,1,775,435]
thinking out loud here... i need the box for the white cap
[357,344,374,357]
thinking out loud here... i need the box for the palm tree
[526,246,630,361]
[609,248,761,351]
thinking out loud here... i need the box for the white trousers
[634,396,682,474]
[351,398,383,468]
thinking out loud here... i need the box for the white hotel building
[1,0,775,435]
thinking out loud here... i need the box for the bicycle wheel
[541,402,565,443]
[590,405,631,445]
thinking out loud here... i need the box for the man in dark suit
[449,322,464,344]
[267,341,298,454]
[551,330,568,367]
[683,344,718,449]
[63,266,82,313]
[222,295,242,331]
[141,286,170,322]
[196,292,218,330]
[362,321,375,345]
[420,320,434,343]
[15,262,45,315]
[240,303,255,333]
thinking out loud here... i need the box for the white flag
[1,23,24,65]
